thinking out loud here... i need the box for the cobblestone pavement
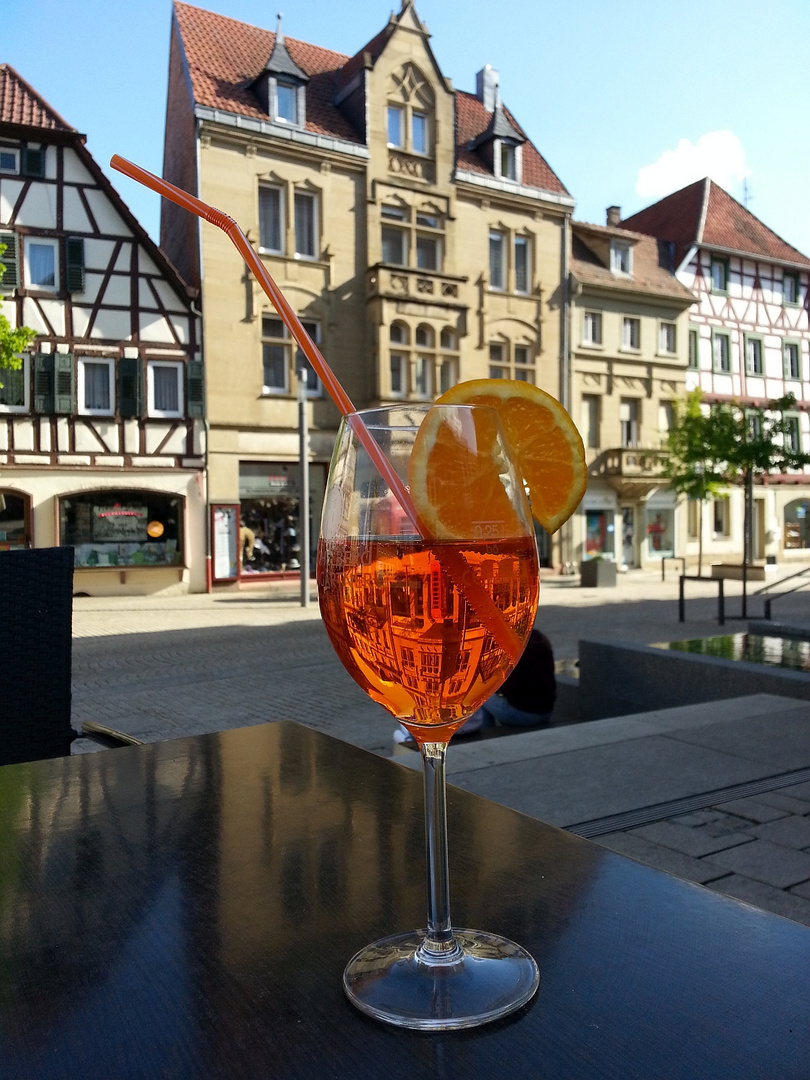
[70,568,810,926]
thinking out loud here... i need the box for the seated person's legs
[483,694,552,728]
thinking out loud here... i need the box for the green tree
[0,242,37,382]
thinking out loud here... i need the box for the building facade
[568,214,695,570]
[622,179,810,567]
[162,0,574,583]
[0,65,205,595]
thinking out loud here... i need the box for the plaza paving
[70,567,810,927]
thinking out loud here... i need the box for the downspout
[559,212,573,572]
[194,117,212,593]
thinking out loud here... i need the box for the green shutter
[187,361,204,418]
[54,354,74,413]
[34,353,54,413]
[0,232,19,291]
[65,238,85,293]
[118,357,143,418]
[21,145,45,178]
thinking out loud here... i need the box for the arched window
[0,490,31,549]
[784,498,810,550]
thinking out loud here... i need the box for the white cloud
[635,131,751,200]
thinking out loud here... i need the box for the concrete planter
[711,563,766,581]
[580,559,617,588]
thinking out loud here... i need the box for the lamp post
[297,358,310,608]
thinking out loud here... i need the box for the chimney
[475,65,499,112]
[606,206,621,227]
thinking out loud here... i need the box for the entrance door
[621,506,635,568]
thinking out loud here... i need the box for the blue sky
[6,0,810,257]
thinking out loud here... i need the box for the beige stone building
[162,1,575,582]
[569,214,695,571]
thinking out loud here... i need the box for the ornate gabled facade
[622,180,810,564]
[0,65,205,594]
[162,0,574,582]
[569,214,695,569]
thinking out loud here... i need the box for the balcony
[596,446,668,498]
[367,265,467,306]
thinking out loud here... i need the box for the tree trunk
[698,499,704,576]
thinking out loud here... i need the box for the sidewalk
[69,568,810,926]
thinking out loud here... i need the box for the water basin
[651,633,810,674]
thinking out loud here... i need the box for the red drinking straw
[110,155,523,663]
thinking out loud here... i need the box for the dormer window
[611,242,632,276]
[499,143,517,181]
[275,81,297,124]
[254,15,309,129]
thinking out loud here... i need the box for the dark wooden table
[0,722,807,1079]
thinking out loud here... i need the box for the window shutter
[118,357,143,418]
[34,353,54,413]
[21,145,45,178]
[187,361,204,418]
[54,354,74,413]
[65,238,85,293]
[0,232,19,291]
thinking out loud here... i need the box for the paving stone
[593,832,727,885]
[708,839,810,889]
[630,820,753,858]
[706,875,810,928]
[784,780,810,800]
[750,815,810,850]
[752,791,810,815]
[674,810,730,827]
[712,796,789,823]
[790,879,810,901]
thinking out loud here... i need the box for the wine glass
[317,403,540,1030]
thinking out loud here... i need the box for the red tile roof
[621,178,810,269]
[173,2,568,195]
[571,221,695,304]
[0,64,76,132]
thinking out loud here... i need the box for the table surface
[0,721,807,1079]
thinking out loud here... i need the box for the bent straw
[110,155,522,663]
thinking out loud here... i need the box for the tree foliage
[0,243,37,376]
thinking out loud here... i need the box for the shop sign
[239,463,299,498]
[93,505,148,542]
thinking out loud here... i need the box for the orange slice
[426,380,587,535]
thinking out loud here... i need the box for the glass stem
[419,741,462,962]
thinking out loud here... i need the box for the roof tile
[0,63,76,132]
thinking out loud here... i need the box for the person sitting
[457,628,556,735]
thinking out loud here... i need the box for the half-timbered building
[0,64,205,594]
[161,0,574,583]
[622,179,810,566]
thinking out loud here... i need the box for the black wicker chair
[0,547,76,765]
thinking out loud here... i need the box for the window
[25,237,58,291]
[0,356,28,412]
[381,212,408,265]
[439,328,458,394]
[580,394,599,449]
[658,401,674,440]
[263,316,291,393]
[783,273,799,306]
[414,325,434,400]
[389,322,408,398]
[611,242,632,276]
[712,331,731,373]
[711,257,729,293]
[78,358,114,415]
[784,498,810,549]
[713,496,730,536]
[0,490,30,548]
[489,342,507,379]
[619,398,639,448]
[294,192,316,258]
[387,106,404,148]
[687,498,700,539]
[688,328,699,369]
[259,186,283,252]
[147,361,183,418]
[411,112,428,155]
[513,344,534,382]
[0,231,19,289]
[415,212,441,271]
[784,341,801,381]
[622,317,640,350]
[489,231,505,290]
[275,82,297,123]
[746,410,762,441]
[744,335,763,376]
[514,236,529,294]
[785,414,801,454]
[583,311,603,346]
[295,320,322,397]
[0,147,19,174]
[60,490,183,569]
[659,322,676,354]
[499,143,516,181]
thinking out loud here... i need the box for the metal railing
[754,564,810,620]
[678,574,725,625]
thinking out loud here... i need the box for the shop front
[643,490,676,567]
[211,461,326,583]
[579,490,618,563]
[59,490,184,570]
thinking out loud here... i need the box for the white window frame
[24,236,59,292]
[258,185,284,254]
[0,147,19,175]
[622,317,640,351]
[411,111,429,155]
[659,322,676,355]
[784,340,801,381]
[783,272,799,306]
[293,191,318,260]
[610,242,632,276]
[275,81,298,124]
[514,235,530,294]
[583,311,603,346]
[489,230,506,290]
[147,360,183,419]
[745,335,763,376]
[387,105,405,148]
[712,331,731,373]
[78,357,115,416]
[0,354,29,413]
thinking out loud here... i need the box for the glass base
[343,929,539,1031]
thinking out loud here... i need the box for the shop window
[60,491,183,568]
[239,461,325,575]
[78,357,114,415]
[0,490,31,549]
[646,507,674,558]
[784,498,810,549]
[0,355,29,413]
[584,509,615,558]
[147,361,183,418]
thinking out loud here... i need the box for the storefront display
[784,498,810,549]
[238,462,325,576]
[0,492,30,550]
[59,491,184,568]
[645,492,676,560]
